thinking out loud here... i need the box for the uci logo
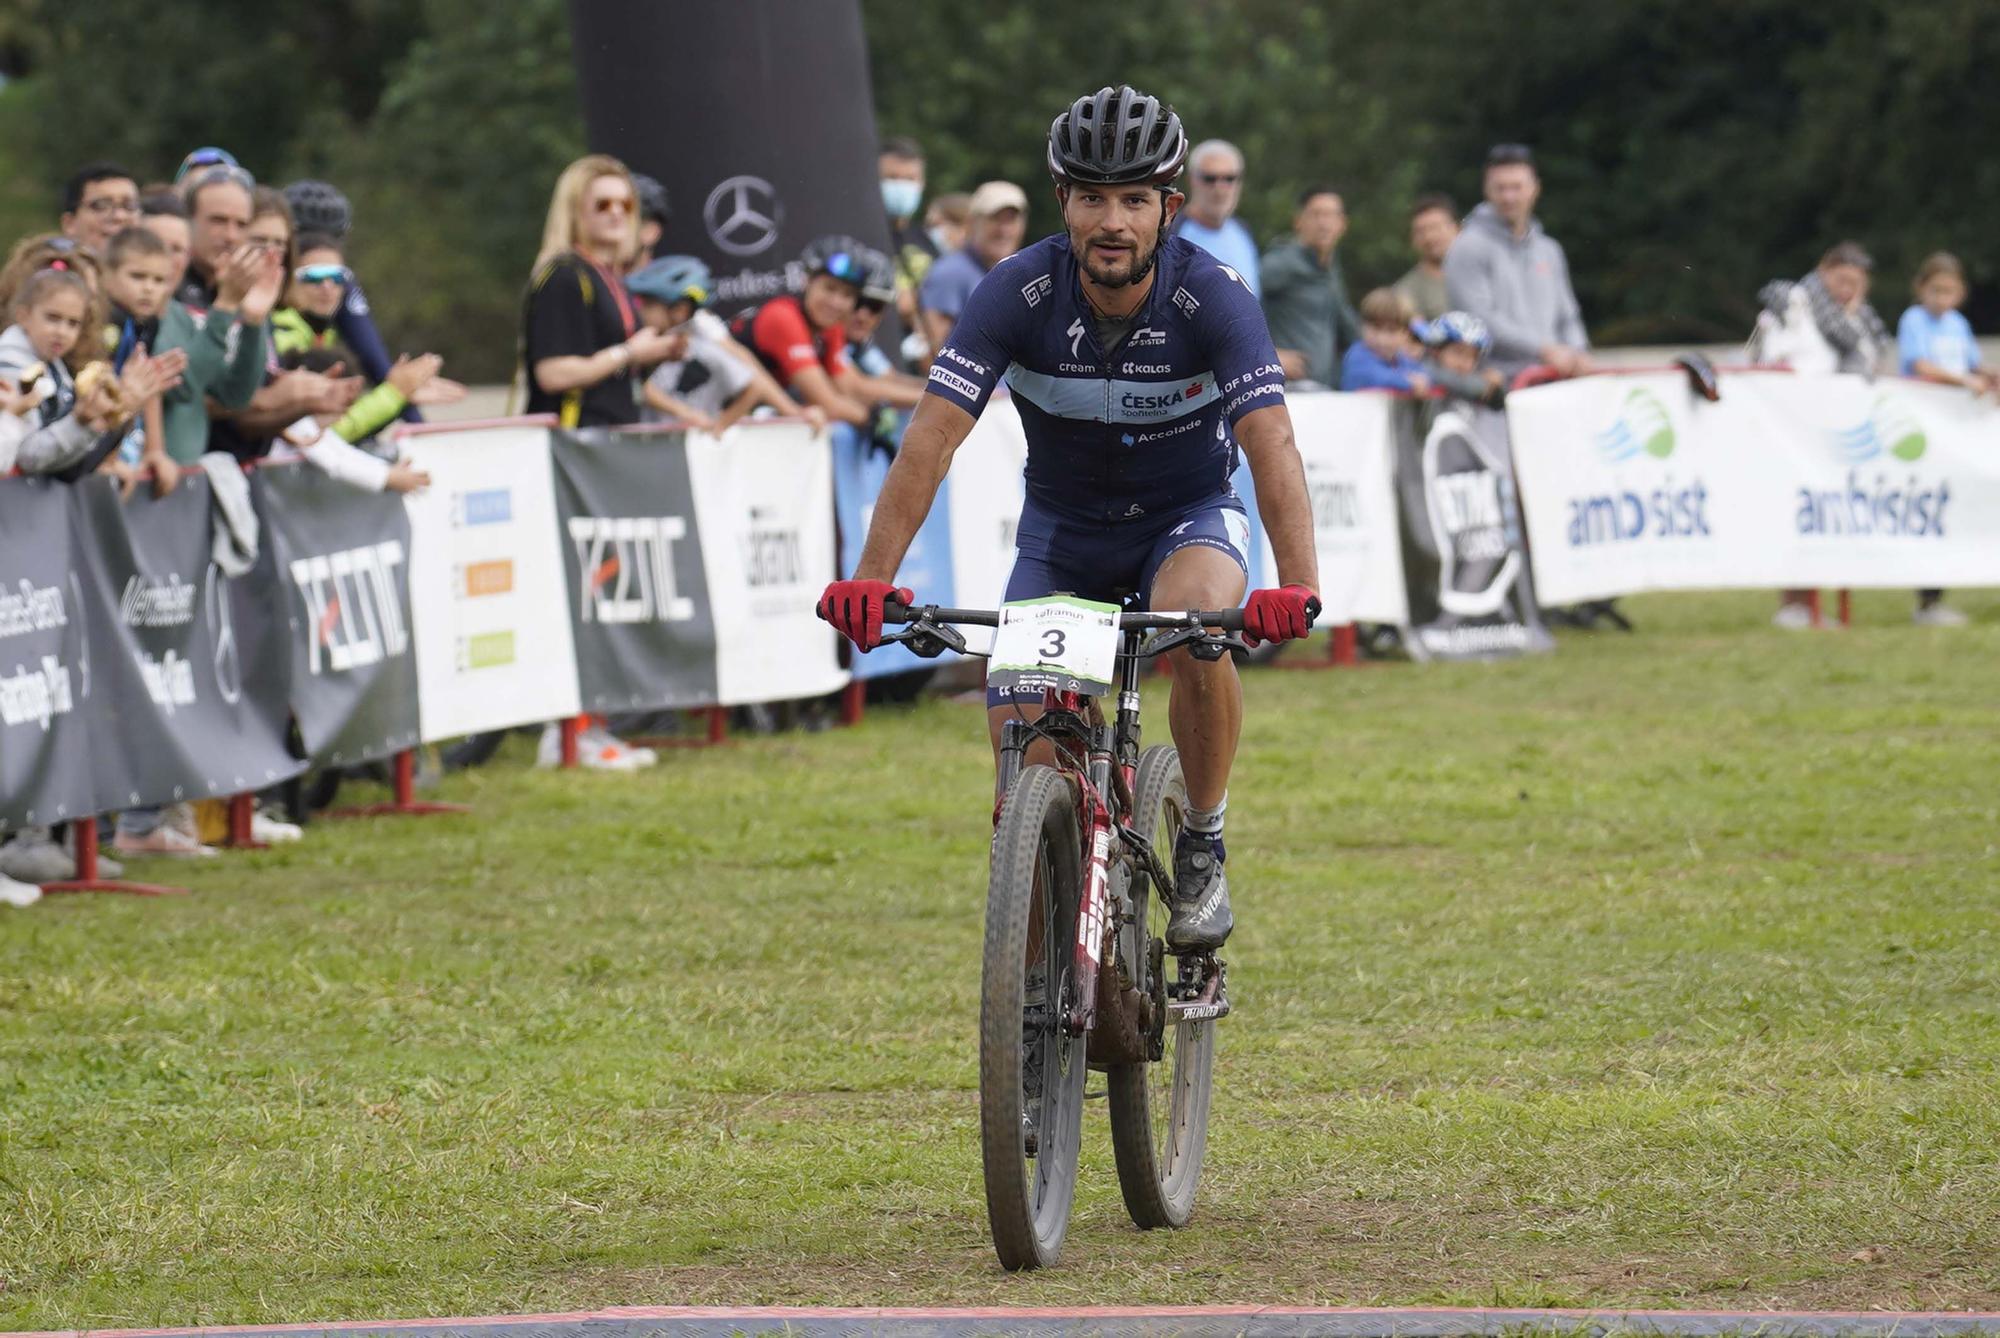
[1594,388,1676,463]
[703,175,784,258]
[1831,395,1927,463]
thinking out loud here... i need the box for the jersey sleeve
[1189,254,1287,424]
[749,300,823,384]
[922,259,1022,415]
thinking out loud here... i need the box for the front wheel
[980,763,1087,1270]
[1107,744,1217,1229]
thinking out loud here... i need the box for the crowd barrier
[1507,369,2000,605]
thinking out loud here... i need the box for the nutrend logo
[1566,386,1708,547]
[1799,394,1947,538]
[1594,388,1677,463]
[1831,395,1927,463]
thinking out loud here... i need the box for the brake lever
[882,618,967,659]
[1190,634,1250,663]
[1141,626,1250,662]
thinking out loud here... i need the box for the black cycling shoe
[1166,833,1233,952]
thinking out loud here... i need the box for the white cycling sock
[1185,793,1226,837]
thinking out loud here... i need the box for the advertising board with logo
[0,480,96,829]
[401,425,581,742]
[1509,371,2000,602]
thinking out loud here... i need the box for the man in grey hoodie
[1444,144,1592,380]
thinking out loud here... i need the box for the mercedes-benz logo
[206,564,243,706]
[703,175,783,257]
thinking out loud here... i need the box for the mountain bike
[884,597,1299,1270]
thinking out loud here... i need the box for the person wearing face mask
[880,137,934,330]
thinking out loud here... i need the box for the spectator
[1394,192,1458,322]
[99,226,189,494]
[925,192,971,256]
[0,268,119,474]
[273,233,455,452]
[153,231,282,464]
[626,255,811,432]
[0,235,102,334]
[139,190,192,292]
[523,154,680,428]
[730,236,880,427]
[174,161,258,309]
[1340,288,1430,393]
[843,247,926,434]
[1174,139,1260,297]
[1418,310,1508,408]
[58,163,140,257]
[916,180,1027,353]
[283,179,459,418]
[879,136,936,326]
[1898,251,1990,393]
[1750,241,1890,377]
[1444,144,1591,379]
[630,173,669,270]
[1260,184,1362,387]
[266,346,433,494]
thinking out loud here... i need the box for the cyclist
[819,85,1321,952]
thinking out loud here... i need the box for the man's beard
[1080,235,1159,289]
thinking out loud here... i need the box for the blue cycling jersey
[926,233,1287,525]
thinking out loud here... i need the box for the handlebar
[883,602,1248,633]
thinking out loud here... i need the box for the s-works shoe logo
[1831,395,1927,463]
[1594,388,1676,463]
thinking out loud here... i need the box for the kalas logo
[1594,388,1676,463]
[1831,395,1927,463]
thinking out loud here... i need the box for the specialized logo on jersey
[1172,287,1200,316]
[1021,273,1053,308]
[1067,317,1087,359]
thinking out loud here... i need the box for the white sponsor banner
[687,421,847,705]
[1510,371,2000,604]
[1284,392,1408,625]
[401,426,581,741]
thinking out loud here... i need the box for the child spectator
[1419,310,1509,408]
[1898,252,1993,394]
[626,255,810,432]
[0,235,103,339]
[728,236,877,427]
[98,226,188,494]
[139,190,192,292]
[1340,288,1431,393]
[265,347,431,494]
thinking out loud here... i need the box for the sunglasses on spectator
[174,146,243,184]
[294,264,352,286]
[591,196,634,216]
[1198,173,1240,185]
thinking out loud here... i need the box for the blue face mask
[881,177,923,220]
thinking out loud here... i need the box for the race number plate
[987,596,1121,697]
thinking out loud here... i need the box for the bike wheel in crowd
[980,762,1087,1271]
[1107,744,1217,1229]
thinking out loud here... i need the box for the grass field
[3,590,1998,1328]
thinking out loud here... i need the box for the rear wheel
[980,763,1087,1270]
[1107,744,1217,1228]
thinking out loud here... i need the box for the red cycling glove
[1242,585,1321,647]
[817,579,914,650]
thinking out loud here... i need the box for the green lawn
[3,591,1997,1327]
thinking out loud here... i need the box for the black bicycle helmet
[632,172,670,227]
[1046,84,1188,188]
[283,179,352,239]
[799,234,871,288]
[858,246,897,304]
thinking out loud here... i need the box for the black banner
[551,430,719,711]
[0,480,95,829]
[1393,400,1554,661]
[255,466,420,766]
[70,474,301,810]
[568,0,892,315]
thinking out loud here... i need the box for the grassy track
[2,591,1997,1327]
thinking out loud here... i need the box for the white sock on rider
[1184,793,1226,842]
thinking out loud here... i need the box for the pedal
[1166,955,1229,1022]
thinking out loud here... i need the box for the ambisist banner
[1507,371,2000,604]
[0,480,95,829]
[256,464,420,765]
[69,474,301,811]
[1392,399,1552,661]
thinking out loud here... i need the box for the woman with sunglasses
[522,154,681,428]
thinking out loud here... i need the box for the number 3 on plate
[1040,628,1066,659]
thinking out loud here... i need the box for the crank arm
[1115,823,1176,903]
